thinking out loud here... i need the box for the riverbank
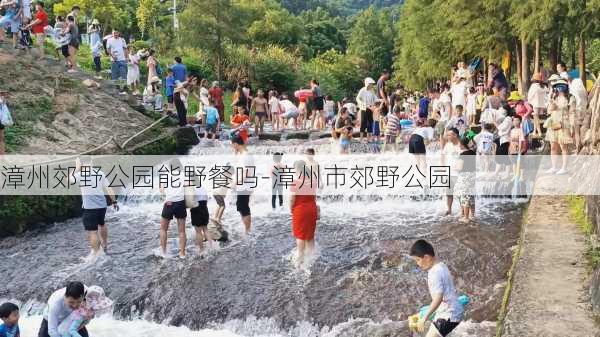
[500,194,597,336]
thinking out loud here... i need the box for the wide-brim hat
[364,77,376,86]
[150,76,161,84]
[507,91,523,101]
[91,19,100,25]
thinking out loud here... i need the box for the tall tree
[347,6,395,76]
[179,0,244,81]
[136,0,162,38]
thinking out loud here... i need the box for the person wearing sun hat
[356,77,379,143]
[544,74,576,175]
[527,72,548,137]
[172,80,190,126]
[507,91,534,138]
[143,76,163,112]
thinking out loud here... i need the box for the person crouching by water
[290,160,319,268]
[38,281,89,337]
[409,240,463,337]
[70,156,118,258]
[158,158,187,259]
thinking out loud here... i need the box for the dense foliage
[47,0,598,97]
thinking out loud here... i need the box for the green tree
[53,0,133,35]
[247,8,303,47]
[299,7,347,57]
[347,6,395,76]
[136,0,162,37]
[179,0,244,81]
[392,0,451,89]
[300,50,368,99]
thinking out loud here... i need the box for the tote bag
[0,102,14,127]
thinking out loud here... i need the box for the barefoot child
[0,302,20,337]
[409,240,463,337]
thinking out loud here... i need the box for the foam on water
[17,314,496,337]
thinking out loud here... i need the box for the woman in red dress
[290,160,318,267]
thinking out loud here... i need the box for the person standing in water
[290,160,318,268]
[271,152,284,210]
[409,240,463,337]
[70,156,118,258]
[158,158,187,259]
[251,89,268,137]
[189,174,212,253]
[409,119,435,175]
[232,135,254,234]
[441,128,461,215]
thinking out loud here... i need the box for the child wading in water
[409,240,464,337]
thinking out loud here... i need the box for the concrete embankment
[500,193,597,336]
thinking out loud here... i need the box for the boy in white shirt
[410,240,463,337]
[474,123,495,172]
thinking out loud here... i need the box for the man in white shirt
[356,77,379,142]
[106,30,128,93]
[232,135,254,234]
[38,282,88,337]
[70,156,118,258]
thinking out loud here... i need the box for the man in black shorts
[232,135,254,234]
[356,77,378,143]
[71,156,118,258]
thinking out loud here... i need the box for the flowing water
[0,136,524,337]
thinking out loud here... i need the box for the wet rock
[82,79,100,88]
[259,133,282,141]
[174,126,200,154]
[286,131,311,140]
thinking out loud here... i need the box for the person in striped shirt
[383,107,402,152]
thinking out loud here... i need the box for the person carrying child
[409,240,464,337]
[57,286,113,337]
[0,302,20,337]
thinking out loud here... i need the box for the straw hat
[531,72,543,82]
[91,19,100,25]
[364,77,376,86]
[150,76,161,84]
[507,91,523,101]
